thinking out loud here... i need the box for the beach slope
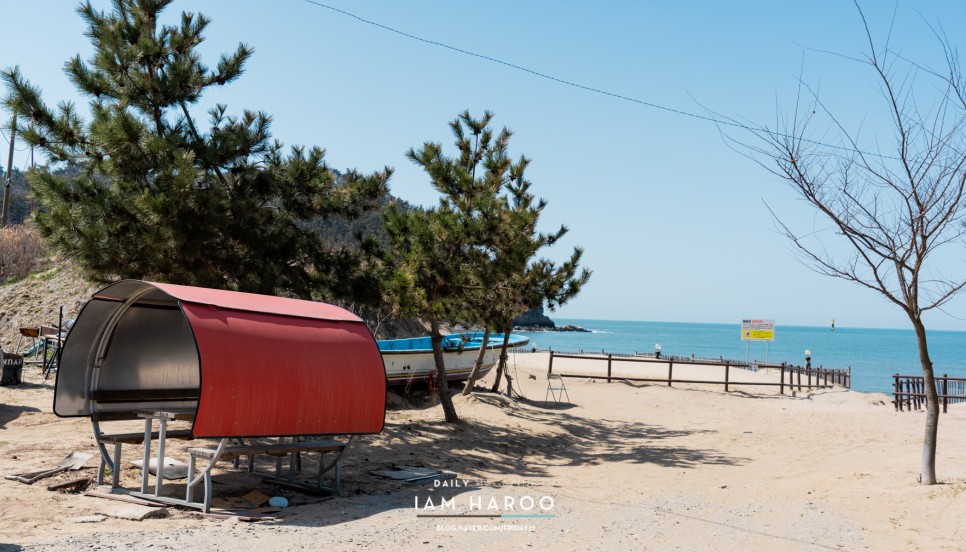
[1,352,963,551]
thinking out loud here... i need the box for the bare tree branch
[732,3,966,485]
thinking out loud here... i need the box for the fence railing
[893,374,966,413]
[546,351,851,394]
[532,347,843,373]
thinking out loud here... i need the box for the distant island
[512,307,590,332]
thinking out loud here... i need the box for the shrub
[0,225,45,282]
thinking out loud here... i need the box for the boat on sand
[378,332,530,386]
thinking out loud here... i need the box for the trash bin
[1,353,24,386]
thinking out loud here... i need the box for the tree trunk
[490,324,512,393]
[490,330,510,393]
[503,325,514,395]
[430,317,460,423]
[461,328,491,396]
[912,315,939,484]
[499,324,512,375]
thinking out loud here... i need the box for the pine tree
[2,0,390,299]
[384,111,508,422]
[386,111,591,417]
[476,164,591,395]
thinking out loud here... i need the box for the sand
[1,351,964,551]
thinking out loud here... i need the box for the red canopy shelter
[55,280,386,437]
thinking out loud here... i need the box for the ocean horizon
[514,319,966,394]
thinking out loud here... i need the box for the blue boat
[378,332,530,386]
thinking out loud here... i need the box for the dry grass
[0,224,45,282]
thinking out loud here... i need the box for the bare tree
[733,4,966,484]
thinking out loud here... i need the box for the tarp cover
[54,280,386,438]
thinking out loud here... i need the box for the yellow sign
[742,329,775,340]
[741,319,775,342]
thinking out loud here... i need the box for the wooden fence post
[943,374,948,414]
[908,378,914,410]
[893,374,900,412]
[607,354,612,383]
[548,351,554,375]
[724,363,730,392]
[667,360,673,387]
[780,366,784,395]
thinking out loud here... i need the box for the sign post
[741,319,775,363]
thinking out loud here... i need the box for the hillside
[0,258,99,354]
[0,257,430,357]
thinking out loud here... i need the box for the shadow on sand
[0,403,41,429]
[230,387,750,529]
[79,388,750,532]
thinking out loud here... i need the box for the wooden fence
[546,352,851,394]
[893,374,966,413]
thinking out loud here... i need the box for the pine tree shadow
[0,403,41,429]
[214,390,751,530]
[347,392,747,483]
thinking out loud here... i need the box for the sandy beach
[1,351,964,551]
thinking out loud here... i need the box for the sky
[3,0,966,331]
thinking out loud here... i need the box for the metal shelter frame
[55,280,386,511]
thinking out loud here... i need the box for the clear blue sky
[4,1,966,331]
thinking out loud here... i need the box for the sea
[514,319,966,394]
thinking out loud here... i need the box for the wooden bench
[187,439,347,512]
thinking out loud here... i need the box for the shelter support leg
[140,418,151,494]
[93,439,127,489]
[199,461,217,514]
[92,420,115,488]
[288,437,298,478]
[204,470,213,513]
[185,438,226,514]
[97,455,105,486]
[186,455,195,504]
[334,459,341,495]
[316,451,343,495]
[112,442,121,489]
[155,418,167,496]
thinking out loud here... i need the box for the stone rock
[107,506,169,521]
[131,457,189,479]
[69,515,107,523]
[512,307,556,329]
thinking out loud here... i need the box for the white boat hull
[382,348,500,385]
[378,332,529,386]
